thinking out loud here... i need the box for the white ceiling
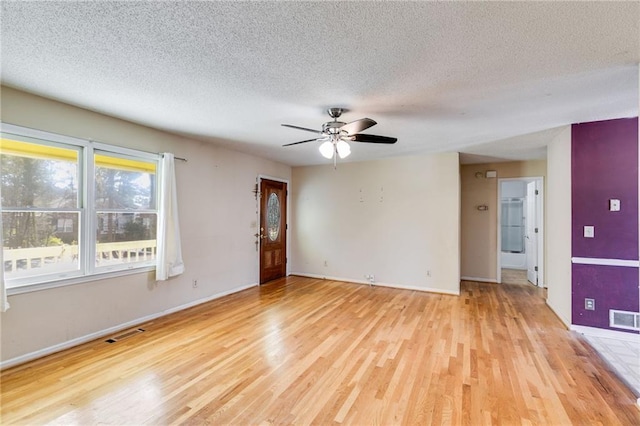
[1,2,638,166]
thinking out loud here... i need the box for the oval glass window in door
[267,192,281,241]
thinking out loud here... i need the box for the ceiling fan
[282,108,397,166]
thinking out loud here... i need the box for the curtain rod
[160,153,187,162]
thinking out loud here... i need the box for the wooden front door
[259,179,287,284]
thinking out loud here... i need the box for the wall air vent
[609,310,640,331]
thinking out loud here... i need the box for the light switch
[585,298,595,310]
[609,199,620,211]
[584,226,594,238]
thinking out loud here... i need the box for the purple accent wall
[571,117,639,332]
[572,118,638,260]
[572,264,639,329]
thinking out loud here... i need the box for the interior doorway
[258,178,288,284]
[498,177,544,287]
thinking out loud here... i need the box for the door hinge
[534,227,538,233]
[534,266,538,272]
[535,189,539,195]
[286,223,288,230]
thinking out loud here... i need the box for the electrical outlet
[609,199,621,211]
[584,226,594,238]
[192,279,198,288]
[585,298,595,311]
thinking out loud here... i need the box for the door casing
[497,177,544,287]
[526,181,538,285]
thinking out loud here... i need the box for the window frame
[1,123,160,294]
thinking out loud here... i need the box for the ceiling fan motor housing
[323,121,346,135]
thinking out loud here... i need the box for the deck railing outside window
[3,240,157,279]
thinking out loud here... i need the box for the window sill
[6,266,156,296]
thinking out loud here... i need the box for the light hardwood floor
[501,268,530,286]
[1,276,639,425]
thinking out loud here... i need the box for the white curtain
[0,182,9,312]
[156,153,185,281]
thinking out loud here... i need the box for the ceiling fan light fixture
[319,140,334,159]
[336,139,351,159]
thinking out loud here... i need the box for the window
[94,151,157,270]
[1,124,159,289]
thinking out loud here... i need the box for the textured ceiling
[1,2,638,166]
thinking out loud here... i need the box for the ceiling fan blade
[351,133,398,144]
[340,118,377,135]
[283,137,324,147]
[281,124,322,134]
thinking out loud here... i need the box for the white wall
[545,125,572,326]
[0,87,291,365]
[291,153,460,295]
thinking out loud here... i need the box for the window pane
[267,192,281,241]
[95,153,156,210]
[95,213,157,267]
[2,211,80,279]
[1,139,79,209]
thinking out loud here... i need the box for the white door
[525,181,538,285]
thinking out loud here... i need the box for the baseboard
[289,272,460,296]
[376,281,460,296]
[0,282,258,370]
[460,276,498,284]
[545,300,571,329]
[571,324,640,342]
